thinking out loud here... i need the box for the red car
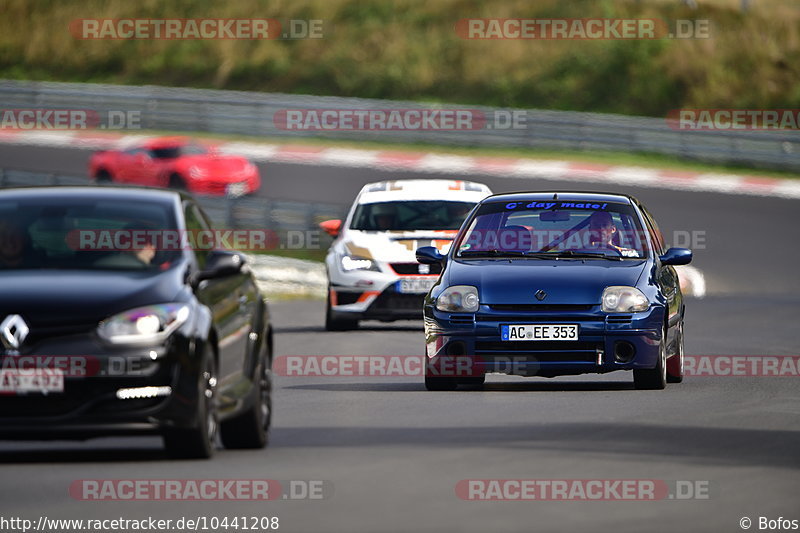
[89,136,261,196]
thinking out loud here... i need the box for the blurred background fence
[2,80,799,171]
[0,168,347,235]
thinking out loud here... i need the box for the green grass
[1,0,799,117]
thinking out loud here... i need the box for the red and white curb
[221,143,800,201]
[1,130,798,201]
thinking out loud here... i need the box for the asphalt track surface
[0,143,798,533]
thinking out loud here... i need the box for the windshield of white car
[349,201,474,232]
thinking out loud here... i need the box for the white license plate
[225,182,248,197]
[501,324,579,341]
[397,277,437,294]
[0,369,64,394]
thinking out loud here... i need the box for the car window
[0,198,178,270]
[150,143,207,159]
[639,205,666,254]
[183,201,210,269]
[349,201,474,231]
[182,143,209,156]
[124,147,148,157]
[150,146,182,159]
[456,201,650,259]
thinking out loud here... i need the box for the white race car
[320,179,492,330]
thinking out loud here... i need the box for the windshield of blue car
[350,201,474,232]
[455,201,650,259]
[0,199,181,271]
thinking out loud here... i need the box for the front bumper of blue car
[423,304,665,378]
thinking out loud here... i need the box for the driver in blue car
[586,211,638,256]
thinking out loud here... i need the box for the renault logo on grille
[1,314,29,350]
[534,290,547,301]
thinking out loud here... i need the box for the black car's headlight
[435,285,479,313]
[98,303,190,345]
[340,254,379,272]
[602,286,649,313]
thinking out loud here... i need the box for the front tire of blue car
[633,327,667,390]
[667,322,685,384]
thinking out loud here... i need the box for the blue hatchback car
[417,192,692,391]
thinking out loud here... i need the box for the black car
[0,187,272,459]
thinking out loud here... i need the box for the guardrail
[0,168,347,235]
[1,80,799,172]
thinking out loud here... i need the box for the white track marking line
[771,180,800,199]
[218,142,280,161]
[318,148,382,166]
[603,167,661,185]
[509,160,572,179]
[416,154,478,173]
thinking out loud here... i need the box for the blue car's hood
[445,259,647,305]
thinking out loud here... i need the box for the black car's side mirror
[192,250,246,286]
[416,246,445,265]
[659,247,692,266]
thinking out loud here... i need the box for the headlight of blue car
[436,285,480,313]
[602,286,649,313]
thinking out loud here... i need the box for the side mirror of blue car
[416,246,445,265]
[660,247,692,266]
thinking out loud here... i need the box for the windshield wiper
[526,251,623,261]
[459,250,623,260]
[459,249,525,258]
